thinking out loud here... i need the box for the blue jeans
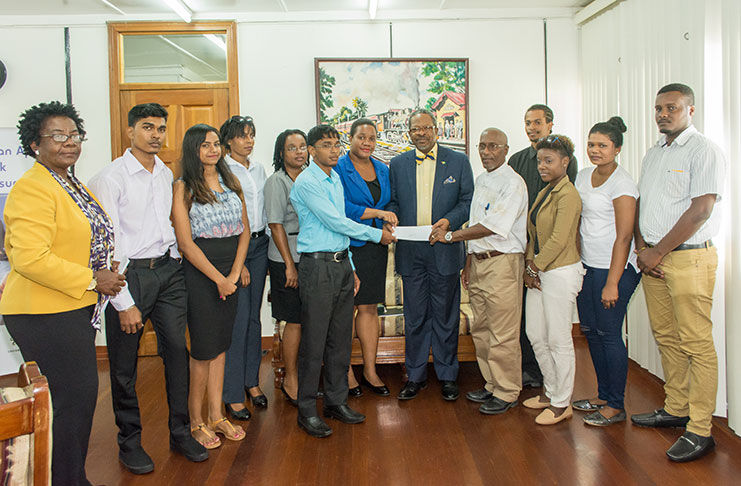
[576,264,641,410]
[223,233,269,403]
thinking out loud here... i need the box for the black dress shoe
[631,408,690,428]
[297,415,333,438]
[522,371,543,388]
[397,380,428,400]
[281,385,298,407]
[583,410,626,426]
[225,402,251,420]
[323,404,366,424]
[170,436,208,462]
[119,447,154,475]
[479,396,517,415]
[249,394,268,408]
[361,375,390,396]
[666,431,715,462]
[441,381,459,401]
[348,386,363,397]
[465,388,493,403]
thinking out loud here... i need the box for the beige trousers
[642,246,718,436]
[468,253,524,402]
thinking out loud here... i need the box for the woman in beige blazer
[521,134,585,425]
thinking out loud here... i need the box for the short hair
[273,129,307,172]
[307,125,339,146]
[350,118,377,137]
[589,116,627,148]
[180,123,242,205]
[17,101,86,157]
[657,83,695,105]
[128,103,168,127]
[526,104,554,124]
[219,115,256,151]
[407,108,436,129]
[535,133,574,159]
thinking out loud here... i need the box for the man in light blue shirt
[290,125,394,438]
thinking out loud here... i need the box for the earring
[35,150,39,155]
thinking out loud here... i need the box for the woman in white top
[573,116,641,426]
[219,115,270,419]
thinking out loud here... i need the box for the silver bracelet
[525,265,539,278]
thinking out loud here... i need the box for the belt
[128,253,171,270]
[647,240,713,252]
[251,229,266,239]
[473,250,504,260]
[301,249,349,262]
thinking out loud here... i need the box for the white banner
[0,127,34,375]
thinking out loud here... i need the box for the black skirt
[268,259,302,324]
[183,236,239,360]
[351,241,388,305]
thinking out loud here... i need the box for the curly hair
[272,129,307,173]
[535,133,574,159]
[17,101,86,157]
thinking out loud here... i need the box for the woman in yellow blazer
[0,101,124,486]
[520,134,585,426]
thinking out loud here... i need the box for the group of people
[0,81,725,485]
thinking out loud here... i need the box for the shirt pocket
[662,169,690,199]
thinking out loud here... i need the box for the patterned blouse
[188,176,245,239]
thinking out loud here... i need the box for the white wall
[0,15,580,341]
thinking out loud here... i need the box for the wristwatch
[444,231,453,242]
[87,276,97,291]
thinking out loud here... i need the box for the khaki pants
[642,246,718,436]
[468,253,524,402]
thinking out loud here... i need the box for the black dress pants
[105,257,191,451]
[297,256,354,417]
[5,305,98,486]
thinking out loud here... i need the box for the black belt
[128,253,171,269]
[647,240,713,252]
[301,249,348,262]
[251,229,266,239]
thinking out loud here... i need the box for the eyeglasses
[315,142,342,150]
[477,143,507,151]
[40,133,86,144]
[409,126,435,135]
[231,115,254,122]
[542,135,561,144]
[285,145,308,153]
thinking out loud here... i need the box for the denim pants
[576,264,641,410]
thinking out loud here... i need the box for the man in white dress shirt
[89,104,207,474]
[631,84,727,463]
[430,127,528,415]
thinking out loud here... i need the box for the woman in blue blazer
[336,118,398,397]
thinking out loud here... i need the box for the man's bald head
[478,128,509,172]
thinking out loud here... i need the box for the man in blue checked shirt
[289,124,395,438]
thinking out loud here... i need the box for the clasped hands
[635,246,665,279]
[428,218,451,245]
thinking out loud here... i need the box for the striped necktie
[415,153,434,164]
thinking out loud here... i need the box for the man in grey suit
[386,108,474,401]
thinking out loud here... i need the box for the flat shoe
[348,386,363,397]
[523,395,550,409]
[666,431,715,462]
[208,417,246,441]
[583,410,626,426]
[249,394,268,408]
[572,398,605,412]
[190,423,221,449]
[535,406,573,425]
[225,402,251,421]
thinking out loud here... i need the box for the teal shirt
[290,162,382,261]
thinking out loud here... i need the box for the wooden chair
[0,361,51,486]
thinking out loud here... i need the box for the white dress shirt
[467,163,528,255]
[225,154,267,233]
[638,125,727,245]
[88,149,178,311]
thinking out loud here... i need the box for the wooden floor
[62,339,741,485]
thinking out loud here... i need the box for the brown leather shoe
[535,406,573,425]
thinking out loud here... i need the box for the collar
[549,175,571,193]
[307,160,336,182]
[415,144,438,164]
[486,163,510,178]
[659,125,697,148]
[225,154,253,172]
[123,148,166,176]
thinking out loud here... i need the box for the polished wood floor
[72,339,741,485]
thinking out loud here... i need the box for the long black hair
[180,123,242,205]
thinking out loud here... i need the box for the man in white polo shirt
[631,83,727,463]
[430,127,528,415]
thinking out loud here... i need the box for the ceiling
[2,0,592,17]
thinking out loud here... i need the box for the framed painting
[315,58,469,163]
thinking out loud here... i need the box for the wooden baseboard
[261,336,272,350]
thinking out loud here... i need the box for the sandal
[191,423,221,449]
[208,417,246,441]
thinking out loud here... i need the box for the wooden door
[119,88,230,179]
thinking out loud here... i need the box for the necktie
[415,153,434,165]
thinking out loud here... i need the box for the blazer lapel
[431,147,449,212]
[403,150,417,217]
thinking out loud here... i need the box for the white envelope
[392,225,432,241]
